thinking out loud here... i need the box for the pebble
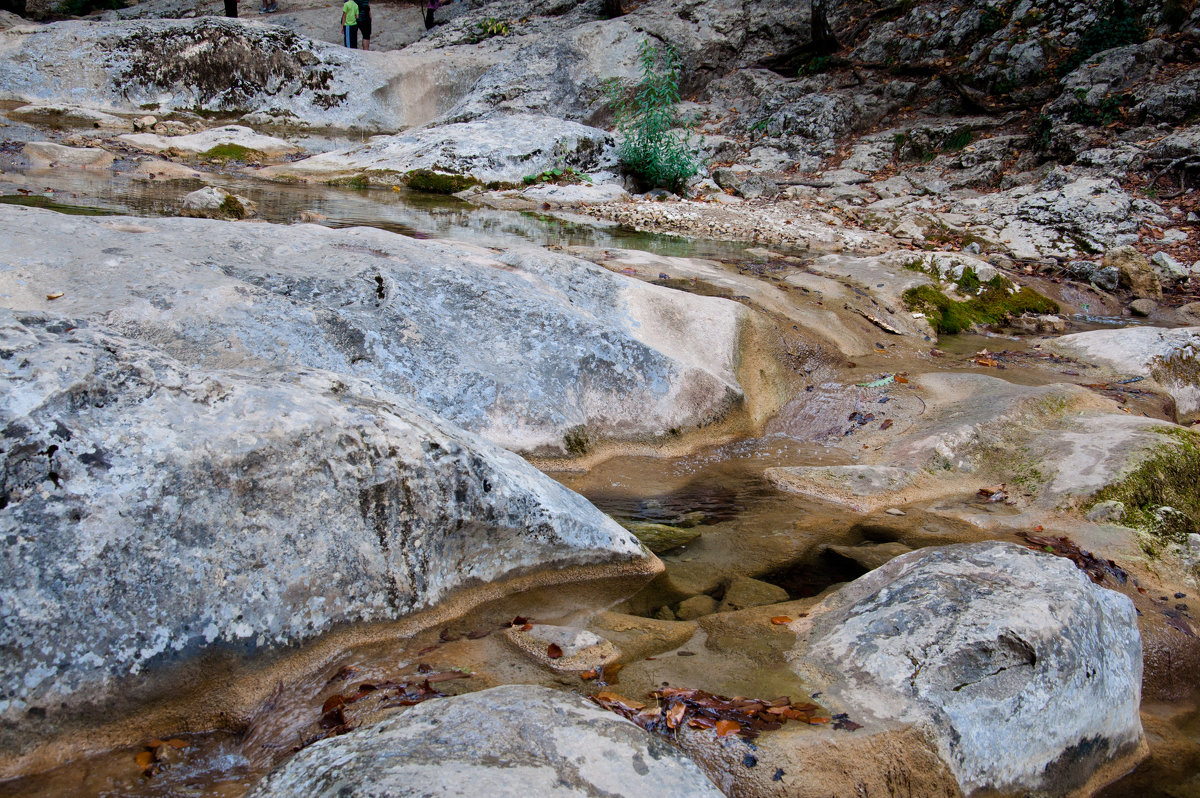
[885,508,906,516]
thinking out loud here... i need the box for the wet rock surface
[246,685,725,798]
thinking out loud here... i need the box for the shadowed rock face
[0,310,656,738]
[247,684,725,798]
[794,542,1144,796]
[0,205,748,454]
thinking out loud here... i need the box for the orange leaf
[580,669,598,680]
[807,716,831,725]
[715,719,741,737]
[164,738,188,749]
[770,616,792,625]
[665,702,686,729]
[134,751,154,770]
[894,376,909,384]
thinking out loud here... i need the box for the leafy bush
[1058,0,1145,75]
[470,17,510,42]
[607,40,700,193]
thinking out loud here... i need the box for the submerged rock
[0,205,748,455]
[180,185,255,219]
[247,685,724,798]
[793,542,1145,796]
[0,311,656,746]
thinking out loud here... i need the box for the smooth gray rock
[247,685,724,798]
[795,542,1144,796]
[0,311,653,732]
[0,205,747,454]
[1087,500,1128,523]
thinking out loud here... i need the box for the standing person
[341,0,359,48]
[422,0,437,29]
[224,0,237,17]
[357,0,371,50]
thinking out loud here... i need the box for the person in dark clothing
[224,0,237,16]
[358,0,371,50]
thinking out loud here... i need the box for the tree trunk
[811,0,839,56]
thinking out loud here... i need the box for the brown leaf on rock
[666,702,687,729]
[1016,531,1128,585]
[770,616,792,625]
[880,418,893,430]
[134,750,154,771]
[547,643,564,659]
[715,719,741,737]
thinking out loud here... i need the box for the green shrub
[1058,0,1145,75]
[470,17,510,42]
[606,40,701,193]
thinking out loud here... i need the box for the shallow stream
[0,156,1192,797]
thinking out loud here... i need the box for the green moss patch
[404,170,481,195]
[1089,428,1200,546]
[196,144,266,164]
[218,194,247,219]
[902,281,1058,335]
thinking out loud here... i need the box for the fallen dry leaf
[715,719,741,737]
[770,616,792,625]
[547,643,564,659]
[46,292,64,301]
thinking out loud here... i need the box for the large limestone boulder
[247,685,724,798]
[791,542,1145,796]
[0,205,747,454]
[267,114,613,185]
[0,18,495,131]
[0,311,657,752]
[1047,326,1200,424]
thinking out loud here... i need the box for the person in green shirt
[341,0,359,48]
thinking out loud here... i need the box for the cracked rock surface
[791,541,1144,796]
[246,684,724,798]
